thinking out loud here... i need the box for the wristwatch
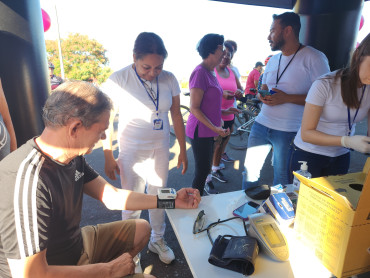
[157,188,177,209]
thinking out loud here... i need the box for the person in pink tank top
[211,42,243,183]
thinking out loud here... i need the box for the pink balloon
[359,15,364,31]
[42,9,51,32]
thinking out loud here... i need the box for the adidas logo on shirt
[75,170,84,181]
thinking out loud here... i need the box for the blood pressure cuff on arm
[208,235,259,276]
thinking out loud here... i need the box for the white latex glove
[341,135,370,153]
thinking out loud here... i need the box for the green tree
[45,33,112,84]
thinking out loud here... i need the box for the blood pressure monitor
[248,213,289,261]
[157,188,177,209]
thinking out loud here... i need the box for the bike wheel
[170,105,190,136]
[232,111,248,136]
[229,110,256,150]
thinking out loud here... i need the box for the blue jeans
[287,144,350,183]
[243,122,296,189]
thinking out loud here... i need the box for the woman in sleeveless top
[211,42,243,184]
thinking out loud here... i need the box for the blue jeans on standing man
[243,121,296,190]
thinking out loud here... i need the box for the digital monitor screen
[263,224,281,246]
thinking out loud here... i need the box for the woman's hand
[177,150,188,175]
[214,126,230,137]
[223,90,235,100]
[234,89,243,99]
[104,150,120,180]
[222,107,241,115]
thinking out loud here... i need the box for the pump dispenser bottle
[292,161,311,192]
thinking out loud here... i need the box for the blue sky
[41,0,370,81]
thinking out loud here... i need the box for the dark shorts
[223,119,235,130]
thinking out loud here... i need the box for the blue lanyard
[347,85,366,136]
[134,66,160,116]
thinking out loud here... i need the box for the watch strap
[157,196,175,209]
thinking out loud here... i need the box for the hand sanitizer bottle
[292,161,311,192]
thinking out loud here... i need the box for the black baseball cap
[255,61,264,67]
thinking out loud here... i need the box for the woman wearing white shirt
[102,32,187,265]
[288,33,370,180]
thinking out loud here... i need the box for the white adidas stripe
[32,156,44,253]
[22,153,43,256]
[13,149,38,258]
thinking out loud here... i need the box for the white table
[166,190,333,278]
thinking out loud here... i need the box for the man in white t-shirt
[243,12,330,199]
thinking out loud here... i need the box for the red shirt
[245,68,260,95]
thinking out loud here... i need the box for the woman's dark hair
[196,33,224,59]
[337,33,370,108]
[225,40,237,52]
[133,32,168,60]
[273,12,301,38]
[224,41,234,55]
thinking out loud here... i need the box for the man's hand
[108,252,135,278]
[175,188,201,209]
[104,155,120,180]
[259,88,288,106]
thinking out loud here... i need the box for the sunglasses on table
[192,210,248,244]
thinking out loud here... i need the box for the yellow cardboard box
[293,159,370,278]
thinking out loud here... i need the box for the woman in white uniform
[102,32,187,265]
[288,33,370,180]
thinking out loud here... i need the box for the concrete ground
[82,119,369,278]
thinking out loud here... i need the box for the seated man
[0,81,201,278]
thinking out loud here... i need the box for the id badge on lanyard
[134,66,163,130]
[347,85,366,136]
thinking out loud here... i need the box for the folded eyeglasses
[193,210,248,244]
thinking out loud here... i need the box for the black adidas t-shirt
[0,138,98,277]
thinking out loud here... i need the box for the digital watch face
[162,189,170,193]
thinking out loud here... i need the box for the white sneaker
[148,238,175,264]
[134,254,142,273]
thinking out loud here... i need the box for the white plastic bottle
[292,161,312,192]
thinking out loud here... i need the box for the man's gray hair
[43,81,113,128]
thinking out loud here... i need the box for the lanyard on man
[275,43,302,87]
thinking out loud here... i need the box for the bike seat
[183,92,190,96]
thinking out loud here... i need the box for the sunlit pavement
[83,120,368,278]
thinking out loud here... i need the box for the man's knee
[134,219,151,244]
